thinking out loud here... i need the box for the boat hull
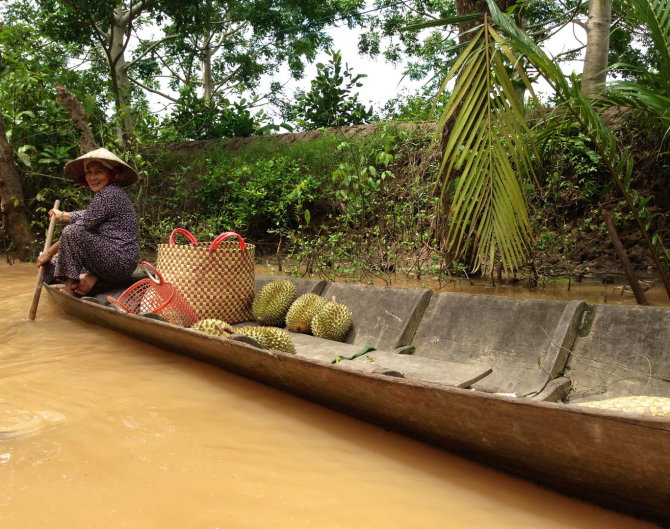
[46,286,670,525]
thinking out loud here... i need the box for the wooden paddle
[27,199,60,320]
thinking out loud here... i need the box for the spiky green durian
[285,293,327,333]
[252,280,297,326]
[237,326,296,354]
[191,318,232,337]
[312,300,352,342]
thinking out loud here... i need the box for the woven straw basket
[156,229,255,323]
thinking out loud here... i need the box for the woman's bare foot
[72,274,98,296]
[54,279,77,296]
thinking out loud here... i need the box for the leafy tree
[0,113,33,260]
[605,0,670,131]
[282,49,373,130]
[30,0,159,147]
[159,88,276,141]
[11,0,366,146]
[405,0,670,294]
[147,0,365,108]
[0,18,105,258]
[380,88,448,122]
[472,0,670,296]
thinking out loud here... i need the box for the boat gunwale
[43,284,670,525]
[44,284,670,428]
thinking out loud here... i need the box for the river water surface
[0,262,662,528]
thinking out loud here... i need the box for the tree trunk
[582,0,612,98]
[0,115,34,261]
[108,5,135,149]
[55,84,99,154]
[203,27,214,106]
[455,0,515,43]
[602,210,648,305]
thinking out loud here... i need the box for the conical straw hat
[64,148,138,187]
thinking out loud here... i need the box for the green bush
[195,155,323,236]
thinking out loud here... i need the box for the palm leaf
[486,0,670,299]
[625,0,670,84]
[436,19,536,273]
[605,82,670,125]
[600,1,670,128]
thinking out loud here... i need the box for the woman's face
[84,161,114,192]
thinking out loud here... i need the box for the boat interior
[80,271,670,408]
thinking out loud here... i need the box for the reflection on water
[0,262,661,528]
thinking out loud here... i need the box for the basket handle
[106,296,132,313]
[141,261,166,285]
[169,228,198,246]
[209,231,247,253]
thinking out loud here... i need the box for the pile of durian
[189,280,353,354]
[253,280,352,341]
[190,317,296,354]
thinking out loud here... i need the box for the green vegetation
[2,0,670,297]
[136,124,449,284]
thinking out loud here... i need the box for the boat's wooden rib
[45,285,670,525]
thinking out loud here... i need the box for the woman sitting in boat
[36,148,140,297]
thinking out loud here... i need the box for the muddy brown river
[0,262,662,528]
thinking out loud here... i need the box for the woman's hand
[49,209,70,223]
[36,241,60,268]
[36,253,51,268]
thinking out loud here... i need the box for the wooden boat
[45,275,670,525]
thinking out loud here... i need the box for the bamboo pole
[27,199,60,320]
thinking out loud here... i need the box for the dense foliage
[281,50,374,131]
[1,0,669,292]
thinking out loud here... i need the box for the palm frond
[605,82,670,124]
[436,19,537,274]
[625,0,670,84]
[486,0,670,299]
[602,1,670,127]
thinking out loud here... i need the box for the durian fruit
[311,299,352,342]
[252,280,297,326]
[191,318,233,337]
[285,293,327,333]
[237,325,296,354]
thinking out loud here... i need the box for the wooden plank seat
[289,332,368,363]
[339,350,493,388]
[566,304,670,403]
[290,333,492,388]
[409,293,586,398]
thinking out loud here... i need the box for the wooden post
[602,210,648,305]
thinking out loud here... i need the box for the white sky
[254,20,587,121]
[146,19,588,119]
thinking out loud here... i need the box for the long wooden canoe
[45,280,670,526]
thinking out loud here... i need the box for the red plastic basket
[107,262,199,327]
